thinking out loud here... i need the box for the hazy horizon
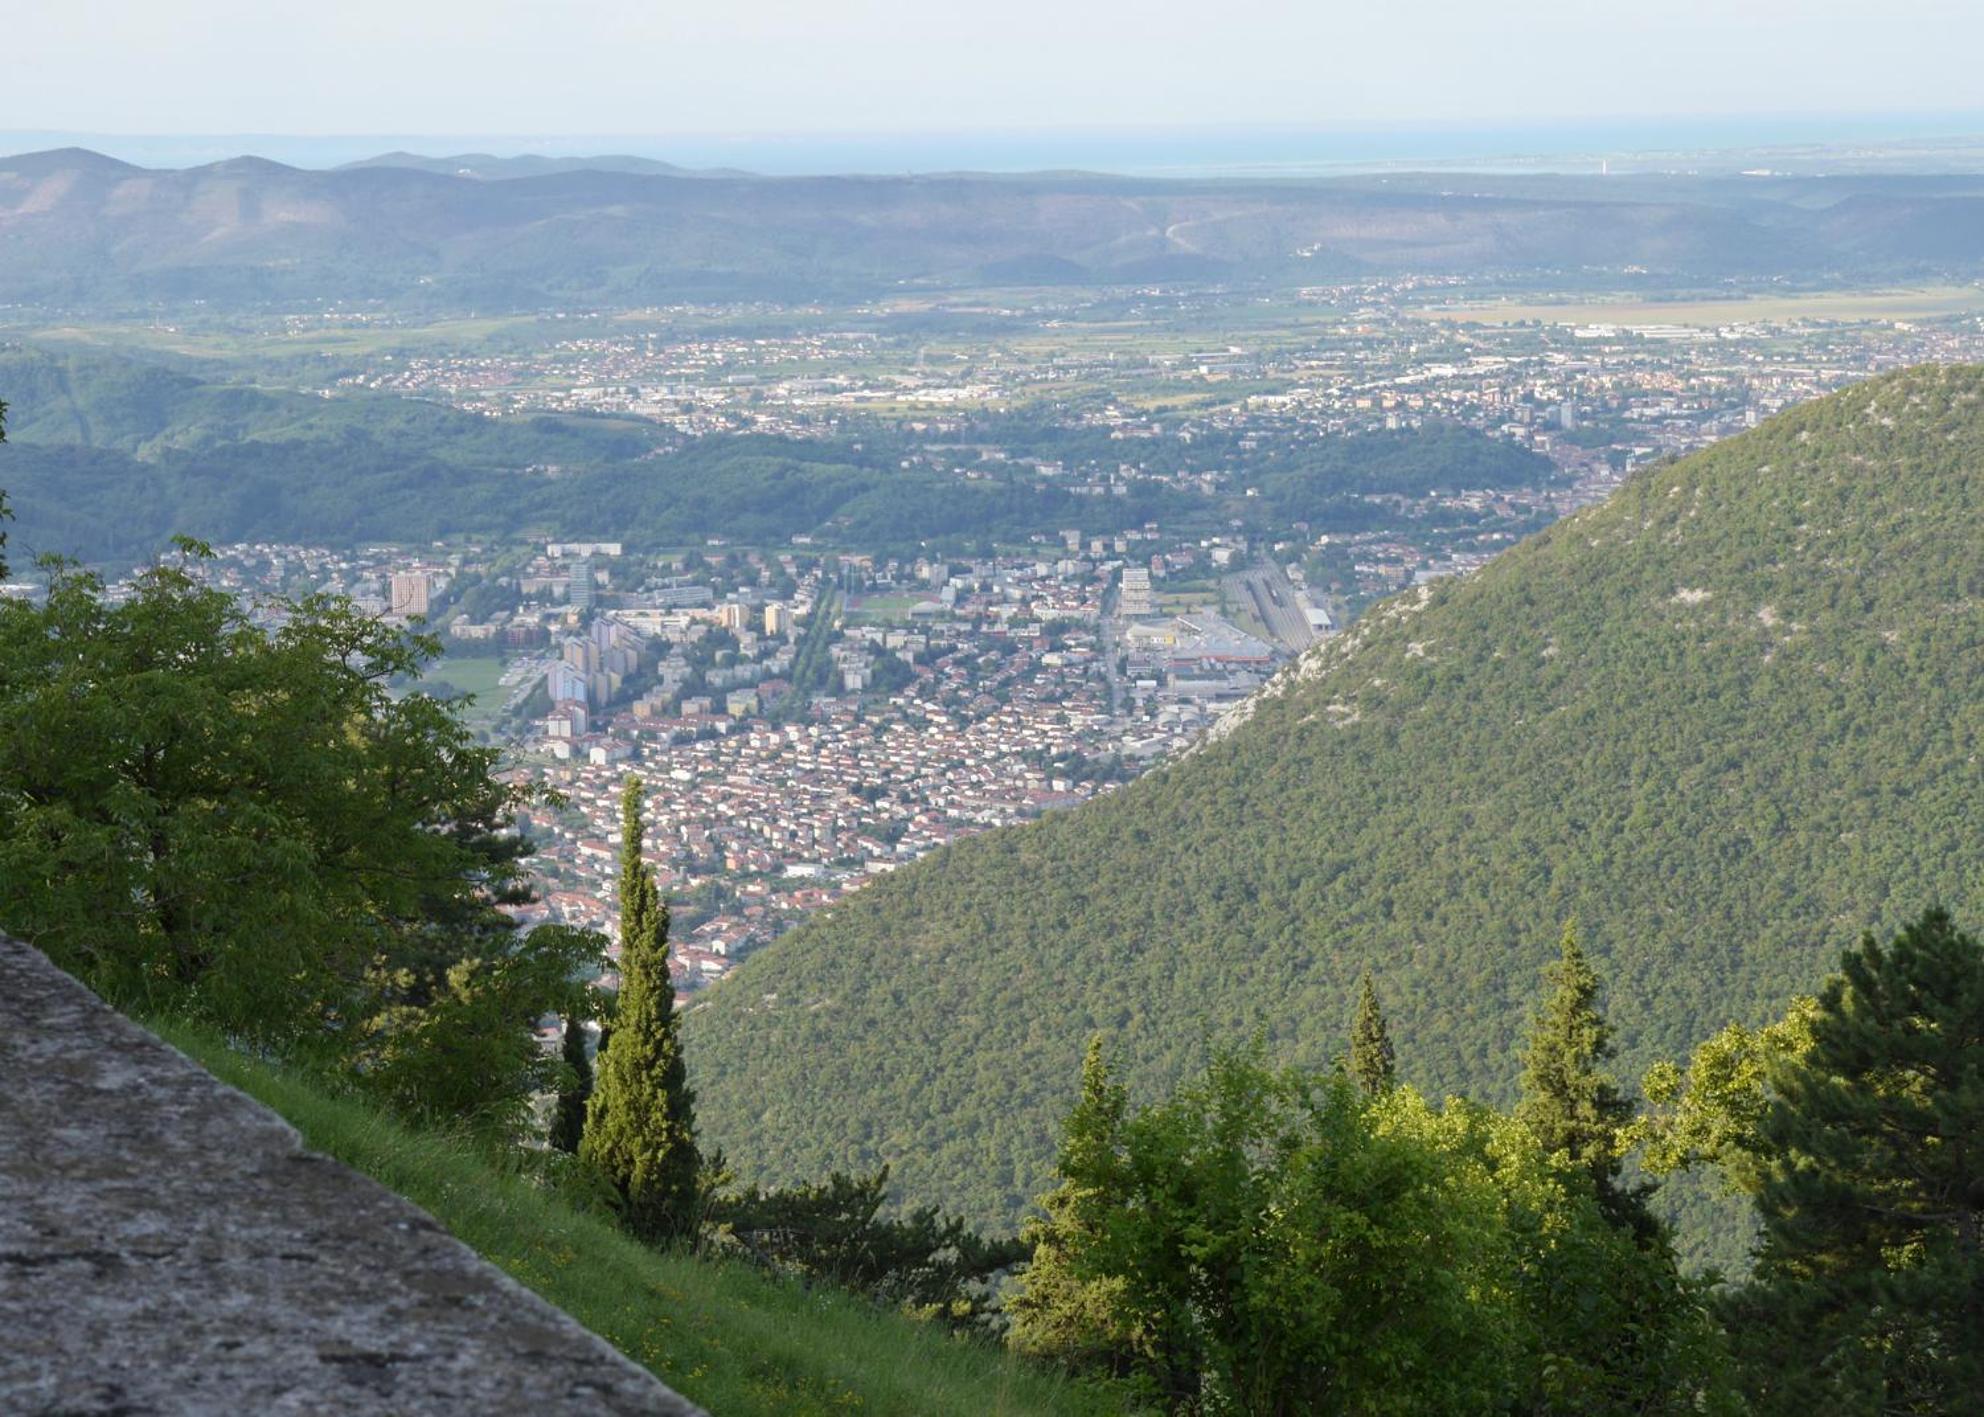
[9,111,1984,179]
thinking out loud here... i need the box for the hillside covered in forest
[0,344,1549,561]
[685,364,1984,1240]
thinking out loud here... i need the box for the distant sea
[6,113,1984,178]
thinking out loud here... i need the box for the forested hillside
[0,344,1545,559]
[0,344,660,461]
[685,365,1984,1249]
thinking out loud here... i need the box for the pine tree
[1008,1036,1136,1373]
[1517,921,1653,1239]
[1348,971,1396,1096]
[1731,908,1984,1414]
[549,1012,591,1154]
[580,775,700,1243]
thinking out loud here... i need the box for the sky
[8,0,1984,161]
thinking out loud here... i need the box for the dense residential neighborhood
[178,536,1283,991]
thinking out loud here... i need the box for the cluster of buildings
[133,281,1984,1003]
[472,535,1348,988]
[337,325,882,437]
[508,613,1122,985]
[161,543,458,623]
[314,279,1984,472]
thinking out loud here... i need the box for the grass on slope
[151,1019,1122,1417]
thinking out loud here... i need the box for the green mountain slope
[685,365,1984,1243]
[0,345,660,460]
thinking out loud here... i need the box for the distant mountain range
[3,147,1983,308]
[333,151,753,181]
[683,366,1984,1266]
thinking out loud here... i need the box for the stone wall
[0,933,702,1415]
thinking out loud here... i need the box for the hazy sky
[10,0,1983,137]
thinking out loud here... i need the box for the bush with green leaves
[1011,1043,1730,1414]
[708,1166,1024,1330]
[0,544,599,1139]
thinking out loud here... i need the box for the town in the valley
[66,275,1984,998]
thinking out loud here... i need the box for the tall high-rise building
[547,662,589,707]
[567,556,595,613]
[388,572,432,619]
[764,602,794,638]
[1119,567,1154,618]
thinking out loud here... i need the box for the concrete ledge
[0,934,702,1416]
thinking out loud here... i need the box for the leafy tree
[582,775,700,1243]
[1728,908,1984,1413]
[1348,971,1395,1095]
[1518,921,1655,1240]
[1008,1037,1138,1372]
[1373,1089,1732,1416]
[1633,997,1822,1195]
[360,924,604,1141]
[1018,1043,1731,1414]
[1051,1050,1527,1412]
[0,545,591,1137]
[709,1165,1022,1330]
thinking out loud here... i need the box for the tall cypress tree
[1348,972,1396,1096]
[581,775,700,1243]
[1517,921,1653,1239]
[549,1012,592,1154]
[1732,908,1984,1413]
